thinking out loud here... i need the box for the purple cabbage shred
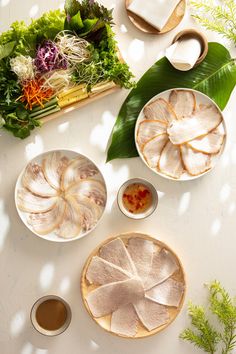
[34,40,68,73]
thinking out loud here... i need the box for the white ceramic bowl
[117,178,158,219]
[15,149,107,242]
[135,88,227,181]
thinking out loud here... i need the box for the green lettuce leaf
[0,41,16,60]
[107,42,236,161]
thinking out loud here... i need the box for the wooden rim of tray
[125,0,186,35]
[81,232,186,339]
[172,28,209,66]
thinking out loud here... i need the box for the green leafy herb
[191,0,236,44]
[106,42,236,162]
[0,41,16,60]
[0,10,65,56]
[78,0,113,24]
[180,281,236,354]
[64,0,80,18]
[73,24,134,89]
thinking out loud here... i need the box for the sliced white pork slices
[187,125,225,154]
[111,304,138,337]
[100,238,137,275]
[145,278,184,307]
[17,188,57,213]
[55,198,82,239]
[61,157,101,190]
[144,98,177,123]
[42,151,69,190]
[181,145,211,176]
[127,236,154,283]
[137,120,167,148]
[143,134,168,168]
[169,90,196,118]
[67,179,106,207]
[134,298,169,331]
[86,278,144,317]
[84,236,185,335]
[167,104,222,145]
[158,141,184,179]
[22,163,58,197]
[27,198,66,235]
[144,248,179,290]
[86,256,131,285]
[68,195,102,232]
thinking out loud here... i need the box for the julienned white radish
[42,69,74,95]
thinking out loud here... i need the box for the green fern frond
[190,0,236,44]
[180,281,236,354]
[180,302,220,353]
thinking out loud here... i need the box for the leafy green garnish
[64,0,80,18]
[191,0,236,44]
[0,41,16,60]
[106,42,236,161]
[180,281,236,354]
[0,10,65,56]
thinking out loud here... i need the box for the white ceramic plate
[15,149,107,242]
[135,88,227,181]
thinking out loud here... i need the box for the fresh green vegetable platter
[0,0,134,139]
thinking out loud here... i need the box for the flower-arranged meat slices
[84,236,185,337]
[144,248,179,290]
[17,188,57,213]
[22,163,58,197]
[187,124,225,154]
[27,197,66,235]
[55,197,82,239]
[66,179,107,207]
[86,278,144,318]
[167,104,222,145]
[145,278,185,307]
[111,304,138,337]
[61,156,102,190]
[17,152,106,239]
[144,98,177,123]
[137,120,167,148]
[169,89,196,118]
[180,144,212,176]
[158,141,184,179]
[69,195,103,232]
[134,298,169,331]
[99,238,137,275]
[143,134,169,168]
[136,89,225,179]
[42,151,69,190]
[86,256,132,285]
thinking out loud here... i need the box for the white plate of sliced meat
[135,89,227,180]
[15,150,107,242]
[81,233,186,338]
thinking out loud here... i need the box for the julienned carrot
[18,78,54,110]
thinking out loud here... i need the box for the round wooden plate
[125,0,186,35]
[81,232,186,339]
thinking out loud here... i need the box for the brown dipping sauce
[36,299,67,331]
[122,183,153,214]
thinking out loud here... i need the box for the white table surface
[1,1,236,353]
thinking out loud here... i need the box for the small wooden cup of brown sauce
[117,178,158,219]
[30,295,72,336]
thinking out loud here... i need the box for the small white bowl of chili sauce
[117,178,158,219]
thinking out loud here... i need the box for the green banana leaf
[107,42,236,162]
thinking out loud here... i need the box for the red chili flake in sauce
[122,183,152,214]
